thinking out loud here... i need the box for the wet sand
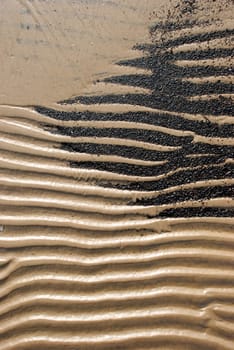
[0,0,233,349]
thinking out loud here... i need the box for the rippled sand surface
[0,0,233,349]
